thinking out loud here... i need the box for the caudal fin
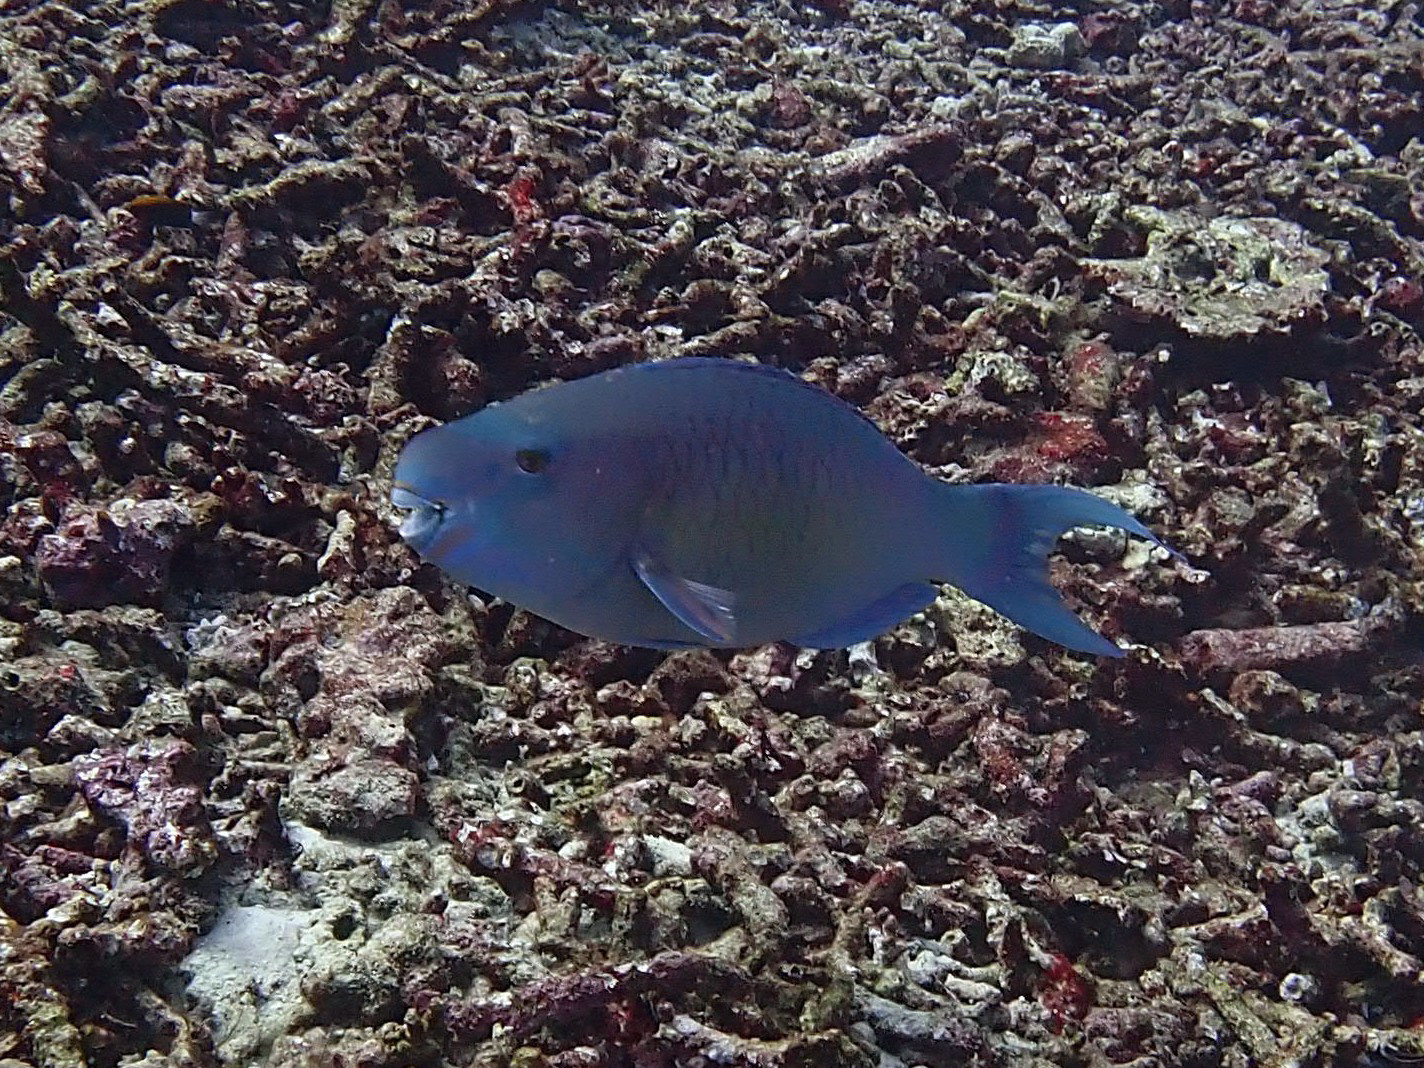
[932,483,1176,657]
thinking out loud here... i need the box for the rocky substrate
[2,0,1424,1065]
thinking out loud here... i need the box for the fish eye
[515,448,550,474]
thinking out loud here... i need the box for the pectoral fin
[633,550,737,644]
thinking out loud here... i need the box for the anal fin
[792,582,937,649]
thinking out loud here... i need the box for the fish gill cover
[0,1,1423,1067]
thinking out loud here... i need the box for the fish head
[391,400,638,610]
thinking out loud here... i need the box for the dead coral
[1085,207,1332,341]
[2,0,1424,1064]
[35,498,195,609]
[73,738,217,875]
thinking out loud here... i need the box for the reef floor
[2,1,1424,1065]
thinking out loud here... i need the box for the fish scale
[391,358,1176,653]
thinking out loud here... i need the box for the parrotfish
[391,358,1174,655]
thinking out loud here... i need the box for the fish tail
[931,483,1174,657]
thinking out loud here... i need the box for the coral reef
[2,0,1424,1066]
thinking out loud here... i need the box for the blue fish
[391,358,1174,655]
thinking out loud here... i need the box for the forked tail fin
[932,483,1176,657]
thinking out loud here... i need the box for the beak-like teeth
[392,485,435,511]
[391,485,444,548]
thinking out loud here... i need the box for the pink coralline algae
[1039,953,1094,1033]
[1178,607,1401,684]
[2,0,1424,1064]
[72,738,217,875]
[266,587,461,835]
[35,499,194,609]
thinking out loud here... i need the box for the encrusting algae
[1,0,1423,1065]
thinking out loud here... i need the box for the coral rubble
[2,0,1423,1065]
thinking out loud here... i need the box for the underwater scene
[2,0,1423,1065]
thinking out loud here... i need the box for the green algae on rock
[1085,207,1332,341]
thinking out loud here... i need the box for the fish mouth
[391,485,446,550]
